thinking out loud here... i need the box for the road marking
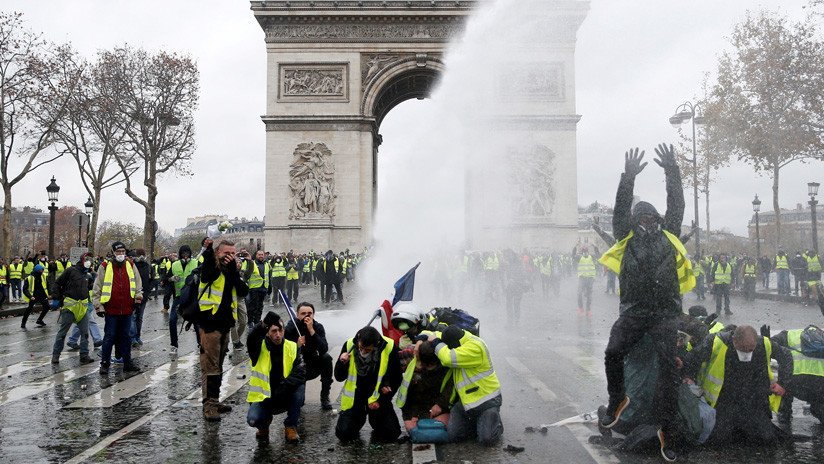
[171,363,249,407]
[64,353,197,408]
[0,351,153,407]
[411,443,438,464]
[66,363,249,464]
[3,333,52,347]
[565,423,621,464]
[0,353,74,377]
[505,356,558,402]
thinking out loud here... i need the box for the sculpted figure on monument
[508,145,556,218]
[283,69,344,96]
[289,142,337,220]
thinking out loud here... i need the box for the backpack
[800,325,824,359]
[426,307,480,336]
[177,268,210,327]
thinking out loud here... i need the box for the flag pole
[278,289,302,337]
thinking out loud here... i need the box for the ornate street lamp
[752,194,761,260]
[84,197,94,247]
[670,101,704,258]
[46,176,60,257]
[809,182,820,254]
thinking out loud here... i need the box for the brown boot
[284,426,300,443]
[255,427,270,443]
[217,402,232,413]
[203,399,221,422]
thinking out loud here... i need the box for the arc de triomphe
[252,0,588,252]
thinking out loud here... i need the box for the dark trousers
[604,313,678,432]
[131,298,147,343]
[448,396,503,446]
[247,385,305,428]
[247,290,266,327]
[323,282,344,303]
[577,277,594,310]
[286,278,299,302]
[163,283,174,309]
[335,397,400,441]
[101,314,132,365]
[306,353,334,385]
[21,297,49,327]
[0,284,6,306]
[714,283,731,314]
[9,279,21,300]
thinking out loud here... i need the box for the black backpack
[426,307,481,336]
[177,268,210,327]
[800,325,824,359]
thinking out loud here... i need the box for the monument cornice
[254,14,467,43]
[251,1,477,13]
[262,114,377,132]
[483,115,584,131]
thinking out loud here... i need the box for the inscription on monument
[289,142,337,220]
[498,62,564,100]
[279,64,348,101]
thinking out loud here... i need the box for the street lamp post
[84,197,94,248]
[669,101,705,259]
[809,182,820,255]
[753,195,761,260]
[46,176,60,258]
[76,215,82,247]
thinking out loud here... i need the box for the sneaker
[93,340,103,348]
[170,347,178,358]
[35,320,46,327]
[51,355,60,364]
[99,363,110,375]
[79,355,95,364]
[658,429,677,462]
[600,395,630,429]
[112,357,124,364]
[67,343,80,351]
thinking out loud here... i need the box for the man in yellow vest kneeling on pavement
[247,311,306,444]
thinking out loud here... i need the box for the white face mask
[736,350,753,362]
[115,255,126,263]
[84,260,92,269]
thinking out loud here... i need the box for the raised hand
[653,143,678,170]
[624,148,647,177]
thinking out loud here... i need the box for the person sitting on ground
[397,341,453,435]
[247,311,306,444]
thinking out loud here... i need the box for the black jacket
[321,257,341,284]
[198,245,249,333]
[247,324,306,406]
[53,264,94,302]
[135,260,152,292]
[612,164,684,317]
[284,319,329,366]
[334,340,401,406]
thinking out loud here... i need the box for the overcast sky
[4,0,824,236]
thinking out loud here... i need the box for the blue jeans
[54,310,89,356]
[778,269,791,294]
[247,384,305,428]
[101,314,132,365]
[68,304,102,344]
[131,299,147,343]
[169,296,180,347]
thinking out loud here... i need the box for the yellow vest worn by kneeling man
[247,338,298,403]
[434,331,501,411]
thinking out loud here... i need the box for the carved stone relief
[498,62,564,100]
[507,145,556,218]
[261,21,463,43]
[279,64,348,101]
[288,142,337,220]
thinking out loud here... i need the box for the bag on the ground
[177,268,209,325]
[800,325,824,359]
[409,419,449,444]
[426,307,480,336]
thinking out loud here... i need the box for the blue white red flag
[392,262,420,307]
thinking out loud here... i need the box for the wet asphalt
[0,275,821,463]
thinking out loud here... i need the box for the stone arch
[361,56,446,127]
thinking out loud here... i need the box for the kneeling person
[431,326,503,446]
[397,341,453,437]
[247,312,306,443]
[285,301,334,410]
[335,326,402,442]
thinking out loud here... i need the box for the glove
[170,275,181,283]
[760,324,771,339]
[50,299,60,309]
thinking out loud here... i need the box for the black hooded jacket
[612,163,685,317]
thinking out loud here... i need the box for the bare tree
[53,50,134,253]
[105,46,199,258]
[0,13,80,258]
[704,11,824,247]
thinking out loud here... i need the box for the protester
[51,252,96,365]
[21,264,50,329]
[284,301,334,410]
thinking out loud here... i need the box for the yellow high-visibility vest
[9,263,23,279]
[775,255,789,270]
[23,274,49,302]
[99,261,136,304]
[599,230,695,294]
[577,255,596,278]
[340,336,393,411]
[714,263,732,285]
[395,357,451,408]
[701,335,781,412]
[247,339,298,403]
[248,261,271,289]
[198,273,238,319]
[434,331,501,411]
